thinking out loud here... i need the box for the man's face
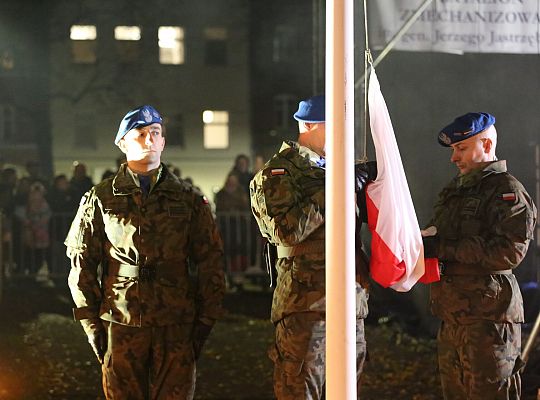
[119,123,165,167]
[449,135,489,175]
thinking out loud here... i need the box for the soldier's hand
[80,318,107,364]
[422,235,439,259]
[192,320,214,360]
[354,161,377,193]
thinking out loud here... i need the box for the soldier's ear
[117,139,128,154]
[481,138,492,154]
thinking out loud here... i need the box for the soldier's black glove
[192,320,214,360]
[354,161,378,193]
[80,318,107,364]
[422,235,439,258]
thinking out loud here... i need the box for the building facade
[48,0,251,198]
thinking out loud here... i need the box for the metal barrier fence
[0,210,268,297]
[1,211,75,281]
[215,210,267,289]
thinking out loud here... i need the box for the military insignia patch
[462,197,480,215]
[502,192,516,201]
[142,108,152,122]
[438,132,451,145]
[271,168,286,176]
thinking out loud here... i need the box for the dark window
[205,40,227,65]
[115,26,141,63]
[204,28,227,66]
[70,25,97,64]
[164,114,185,147]
[273,94,297,130]
[273,25,297,63]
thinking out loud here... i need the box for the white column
[325,0,356,399]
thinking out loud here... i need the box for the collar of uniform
[280,140,325,168]
[112,163,163,195]
[125,165,162,190]
[456,160,507,188]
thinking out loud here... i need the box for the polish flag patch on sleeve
[271,168,287,176]
[502,192,516,201]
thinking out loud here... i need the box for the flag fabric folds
[365,69,433,292]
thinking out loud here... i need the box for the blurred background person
[24,181,52,285]
[215,173,250,289]
[69,161,94,205]
[229,154,253,196]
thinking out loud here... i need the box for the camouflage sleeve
[250,166,324,246]
[439,185,537,271]
[189,193,226,321]
[65,189,105,320]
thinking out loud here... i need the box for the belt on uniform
[441,262,512,276]
[114,263,156,282]
[276,240,325,259]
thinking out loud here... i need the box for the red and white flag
[365,69,435,291]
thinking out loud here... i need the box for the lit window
[70,25,97,40]
[114,26,141,41]
[203,110,229,149]
[158,26,184,65]
[70,25,97,64]
[204,27,227,66]
[114,26,141,63]
[0,49,14,70]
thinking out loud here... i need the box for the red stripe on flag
[418,258,440,284]
[366,192,406,287]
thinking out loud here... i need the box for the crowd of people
[0,161,96,283]
[0,153,265,286]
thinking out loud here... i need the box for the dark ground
[0,278,538,400]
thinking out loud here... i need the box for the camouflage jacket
[250,141,368,324]
[66,163,225,327]
[428,160,537,324]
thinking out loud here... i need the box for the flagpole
[326,0,357,398]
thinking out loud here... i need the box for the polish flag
[365,69,438,291]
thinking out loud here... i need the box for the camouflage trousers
[102,322,196,400]
[437,320,522,400]
[269,312,367,400]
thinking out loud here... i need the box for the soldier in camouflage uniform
[422,112,537,399]
[66,105,225,399]
[250,95,373,399]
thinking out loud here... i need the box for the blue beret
[438,112,495,147]
[293,95,325,123]
[115,105,163,145]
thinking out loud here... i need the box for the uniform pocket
[468,322,521,383]
[273,317,308,377]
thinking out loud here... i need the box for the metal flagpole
[326,0,357,398]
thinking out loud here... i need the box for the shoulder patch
[501,192,516,202]
[271,168,287,176]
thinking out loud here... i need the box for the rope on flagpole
[361,0,373,161]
